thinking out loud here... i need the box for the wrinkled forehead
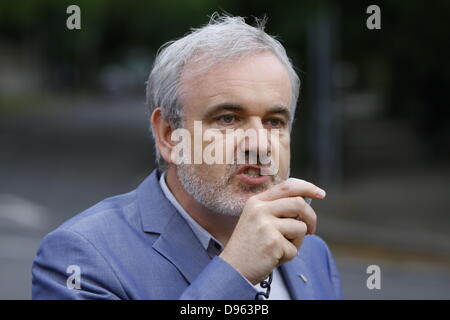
[179,51,292,113]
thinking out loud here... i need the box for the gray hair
[146,13,300,166]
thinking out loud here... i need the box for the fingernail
[316,188,326,198]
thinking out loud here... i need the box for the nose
[236,117,271,165]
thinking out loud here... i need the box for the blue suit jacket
[32,169,344,299]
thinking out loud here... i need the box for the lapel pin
[298,274,308,283]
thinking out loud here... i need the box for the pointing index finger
[256,177,326,202]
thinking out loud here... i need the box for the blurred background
[1,0,449,299]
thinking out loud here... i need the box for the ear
[150,108,175,164]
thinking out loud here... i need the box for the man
[32,14,343,300]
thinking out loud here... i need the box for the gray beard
[176,164,283,217]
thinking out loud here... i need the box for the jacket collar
[137,168,174,234]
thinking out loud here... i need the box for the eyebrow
[202,103,292,121]
[266,105,292,121]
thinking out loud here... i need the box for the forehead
[180,51,292,115]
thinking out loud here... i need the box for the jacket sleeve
[33,228,258,300]
[179,256,259,300]
[32,228,128,300]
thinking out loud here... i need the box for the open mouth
[242,167,261,177]
[236,165,270,185]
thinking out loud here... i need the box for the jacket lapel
[152,210,211,284]
[137,168,211,284]
[280,255,316,300]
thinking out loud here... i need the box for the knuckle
[298,221,308,234]
[278,181,292,193]
[252,201,264,213]
[265,233,280,249]
[257,219,271,233]
[296,196,306,209]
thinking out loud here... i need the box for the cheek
[280,137,290,162]
[279,145,290,176]
[272,134,290,175]
[271,133,290,156]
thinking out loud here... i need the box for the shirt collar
[159,171,223,258]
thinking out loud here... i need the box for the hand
[219,178,326,285]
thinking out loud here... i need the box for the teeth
[245,168,260,177]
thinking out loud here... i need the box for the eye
[266,118,286,128]
[216,114,237,125]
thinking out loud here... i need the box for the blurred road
[0,95,449,299]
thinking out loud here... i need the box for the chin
[234,180,272,195]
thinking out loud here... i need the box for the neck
[164,165,239,246]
